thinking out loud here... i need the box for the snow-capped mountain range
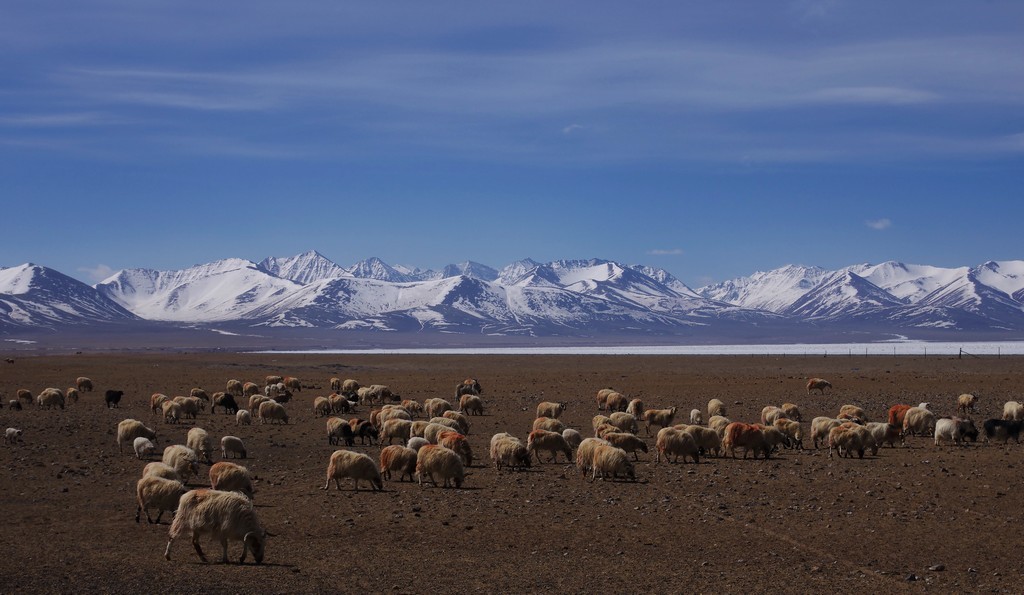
[2,251,1023,343]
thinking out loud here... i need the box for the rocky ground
[1,352,1022,593]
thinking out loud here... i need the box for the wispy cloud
[562,124,584,135]
[865,218,892,230]
[648,248,684,256]
[77,264,115,283]
[0,112,109,127]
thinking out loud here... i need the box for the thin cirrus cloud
[77,264,115,283]
[865,218,892,230]
[648,249,684,256]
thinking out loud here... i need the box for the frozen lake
[261,341,1024,356]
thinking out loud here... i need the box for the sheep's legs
[191,533,208,563]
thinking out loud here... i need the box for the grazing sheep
[655,427,699,463]
[352,420,379,445]
[590,444,637,481]
[36,388,65,410]
[190,388,210,403]
[17,389,33,405]
[416,445,465,488]
[66,387,80,405]
[708,415,731,437]
[226,379,244,397]
[707,399,726,420]
[562,428,583,450]
[838,404,868,423]
[258,400,289,425]
[811,417,844,449]
[527,429,573,463]
[424,398,454,419]
[532,416,565,434]
[428,416,462,433]
[380,445,418,481]
[772,419,804,449]
[212,393,239,415]
[143,462,180,481]
[380,419,414,445]
[681,425,721,457]
[1002,401,1024,421]
[209,461,256,499]
[594,422,623,440]
[242,382,261,397]
[935,417,979,446]
[982,418,1023,444]
[437,431,473,466]
[322,450,383,491]
[605,392,628,413]
[162,445,199,484]
[221,436,247,459]
[828,424,873,459]
[283,376,301,392]
[313,397,332,418]
[186,427,213,463]
[689,409,703,425]
[887,404,912,428]
[236,410,252,426]
[162,401,183,424]
[602,432,649,461]
[363,384,395,405]
[134,437,157,459]
[117,419,158,454]
[4,428,23,444]
[643,407,677,435]
[455,378,482,399]
[340,379,360,398]
[171,396,201,420]
[407,437,430,452]
[76,376,94,392]
[956,394,979,416]
[592,415,613,434]
[865,422,902,453]
[806,378,832,394]
[595,388,616,410]
[490,433,532,471]
[401,399,423,418]
[326,393,351,415]
[326,417,355,447]
[151,393,170,415]
[723,423,787,460]
[608,412,639,434]
[781,402,803,422]
[330,377,342,392]
[626,399,645,419]
[536,401,567,419]
[575,437,611,476]
[459,394,485,416]
[265,375,283,386]
[441,410,471,434]
[902,407,937,437]
[760,406,787,425]
[135,475,187,524]
[423,422,457,444]
[164,489,269,564]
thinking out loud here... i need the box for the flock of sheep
[5,371,1023,567]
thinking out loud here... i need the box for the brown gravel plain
[2,351,1024,594]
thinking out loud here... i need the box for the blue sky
[2,1,1022,289]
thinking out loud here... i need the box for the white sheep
[186,427,213,463]
[135,475,186,524]
[536,401,567,419]
[595,388,616,410]
[602,432,649,461]
[605,391,628,412]
[327,417,354,446]
[143,462,180,481]
[117,419,158,454]
[838,404,868,423]
[5,427,23,444]
[590,444,637,481]
[532,416,565,434]
[527,429,573,463]
[707,398,726,420]
[424,398,454,419]
[322,449,382,491]
[708,415,731,437]
[1002,401,1024,421]
[210,461,256,499]
[562,428,583,450]
[236,409,252,426]
[681,425,722,457]
[772,419,804,449]
[150,393,170,415]
[162,401,183,424]
[379,445,418,481]
[258,400,289,424]
[490,433,531,471]
[134,437,157,459]
[608,412,638,434]
[36,388,65,410]
[248,395,269,411]
[162,445,199,484]
[380,419,414,445]
[956,394,979,416]
[458,394,485,416]
[810,417,844,449]
[164,489,269,564]
[902,407,937,437]
[643,407,677,435]
[415,444,465,488]
[806,378,832,394]
[441,410,471,434]
[865,422,902,453]
[401,399,423,418]
[934,417,979,446]
[313,397,332,418]
[655,427,699,463]
[575,437,611,477]
[407,437,430,452]
[625,399,644,419]
[221,436,247,459]
[424,422,458,444]
[781,402,803,422]
[689,409,703,425]
[760,405,787,425]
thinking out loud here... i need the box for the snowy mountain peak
[441,261,499,282]
[497,258,543,285]
[259,250,348,285]
[347,257,415,283]
[698,264,829,312]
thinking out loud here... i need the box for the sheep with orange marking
[722,422,787,460]
[575,437,611,476]
[423,422,457,445]
[416,445,465,488]
[806,378,832,394]
[589,444,637,481]
[536,401,567,419]
[490,433,531,471]
[437,430,473,466]
[527,429,573,464]
[655,427,699,463]
[164,489,269,564]
[209,461,256,499]
[459,394,485,416]
[36,388,65,410]
[643,407,677,435]
[380,445,418,481]
[602,432,648,461]
[887,404,912,428]
[322,450,382,491]
[707,399,726,420]
[135,475,186,524]
[283,376,301,392]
